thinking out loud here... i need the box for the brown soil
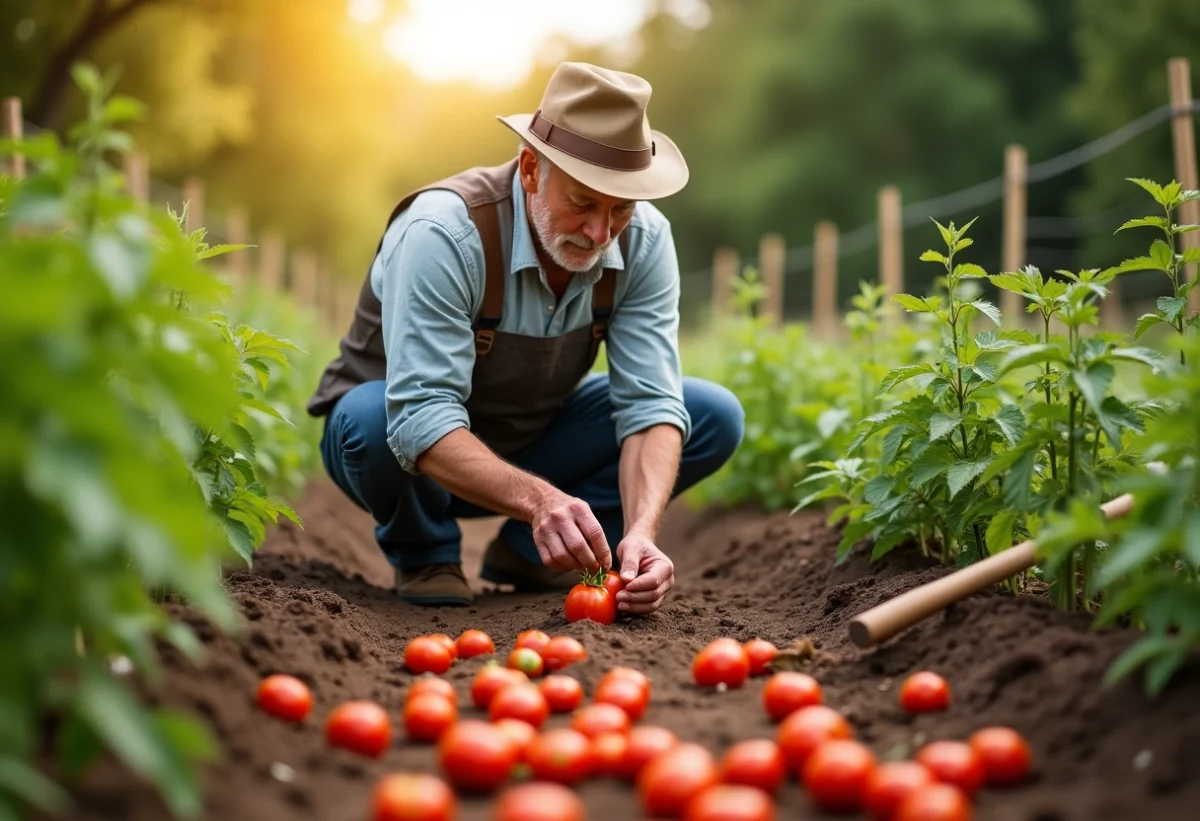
[66,480,1200,820]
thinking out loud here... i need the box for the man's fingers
[581,517,612,571]
[561,528,596,572]
[543,532,582,572]
[622,562,671,592]
[619,542,642,582]
[619,583,671,615]
[618,581,671,605]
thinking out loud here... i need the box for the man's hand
[615,531,674,615]
[531,491,613,573]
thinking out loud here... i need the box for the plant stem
[1165,207,1187,366]
[1042,312,1059,482]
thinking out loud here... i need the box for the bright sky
[348,0,710,89]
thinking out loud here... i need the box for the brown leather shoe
[395,562,473,606]
[479,536,580,592]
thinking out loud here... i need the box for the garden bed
[67,480,1200,820]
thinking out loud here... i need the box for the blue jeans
[319,374,744,571]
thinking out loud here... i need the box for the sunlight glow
[347,0,384,25]
[379,0,655,90]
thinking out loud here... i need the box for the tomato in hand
[526,728,594,785]
[969,726,1031,786]
[802,738,878,813]
[539,675,584,713]
[405,636,453,675]
[744,639,778,677]
[915,740,983,796]
[427,633,458,660]
[591,732,630,778]
[371,773,456,821]
[683,784,775,821]
[565,575,617,625]
[489,683,549,728]
[325,700,392,758]
[719,739,787,794]
[777,705,853,771]
[899,671,950,714]
[863,760,936,820]
[762,671,823,721]
[437,720,519,792]
[407,676,455,705]
[256,674,312,723]
[515,629,552,654]
[595,675,650,721]
[571,702,631,738]
[895,782,973,821]
[692,638,750,689]
[494,781,586,821]
[472,664,528,709]
[456,629,494,658]
[494,717,537,761]
[623,725,679,780]
[638,742,719,818]
[542,636,588,671]
[508,647,545,678]
[404,692,458,742]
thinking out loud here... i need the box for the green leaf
[910,448,952,488]
[224,518,255,563]
[954,263,989,279]
[1109,346,1172,373]
[240,397,290,423]
[1134,312,1170,340]
[1115,216,1169,232]
[1004,448,1038,511]
[103,96,147,125]
[1103,635,1178,690]
[1182,246,1200,265]
[59,712,105,780]
[1127,177,1166,205]
[1150,239,1173,270]
[928,412,961,443]
[197,243,250,261]
[946,459,990,499]
[985,510,1020,555]
[933,218,954,248]
[970,299,1002,326]
[0,755,71,815]
[881,425,907,465]
[1071,362,1114,415]
[1145,644,1190,697]
[878,364,935,395]
[999,344,1068,374]
[919,250,946,263]
[893,294,934,313]
[1156,295,1187,323]
[1097,529,1164,587]
[816,408,852,440]
[993,404,1026,446]
[1105,255,1165,276]
[864,476,897,506]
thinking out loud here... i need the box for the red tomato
[541,636,588,671]
[427,633,458,660]
[692,638,750,689]
[603,569,624,598]
[744,639,778,677]
[407,676,455,705]
[776,705,853,771]
[895,783,973,821]
[595,676,649,721]
[762,671,823,722]
[325,700,391,758]
[863,760,936,820]
[494,781,586,821]
[591,732,631,778]
[437,720,519,792]
[515,629,552,654]
[508,647,545,678]
[683,784,775,821]
[802,738,878,813]
[564,580,616,625]
[256,674,312,723]
[404,692,458,742]
[638,742,719,818]
[623,725,679,779]
[489,683,550,729]
[915,741,983,796]
[472,664,528,709]
[371,773,456,821]
[526,728,594,785]
[405,636,453,675]
[539,675,584,713]
[456,629,495,658]
[494,717,537,761]
[603,666,651,697]
[969,726,1031,786]
[571,702,631,738]
[719,739,787,794]
[899,671,950,714]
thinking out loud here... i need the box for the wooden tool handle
[847,489,1142,649]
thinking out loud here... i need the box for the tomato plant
[899,671,950,714]
[744,639,778,676]
[895,783,973,821]
[494,781,585,821]
[683,784,775,821]
[488,683,549,728]
[515,629,552,654]
[776,705,853,771]
[915,741,983,796]
[590,732,631,778]
[542,636,588,671]
[595,675,649,721]
[371,773,456,821]
[256,674,312,723]
[437,720,519,792]
[326,701,392,758]
[969,726,1031,785]
[572,703,631,738]
[526,728,594,785]
[406,636,453,675]
[638,742,719,818]
[407,677,455,705]
[456,629,494,658]
[802,739,878,813]
[539,675,584,713]
[863,761,936,821]
[565,569,617,624]
[508,647,545,678]
[692,638,750,688]
[719,739,787,794]
[623,725,679,780]
[404,692,457,742]
[472,664,528,709]
[762,672,823,721]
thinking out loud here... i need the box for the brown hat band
[529,110,655,172]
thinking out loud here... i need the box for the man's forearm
[619,423,683,539]
[414,427,553,523]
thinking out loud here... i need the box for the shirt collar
[509,169,625,281]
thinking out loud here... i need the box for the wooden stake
[182,177,205,234]
[225,206,249,280]
[758,233,786,326]
[1169,57,1200,313]
[813,220,839,340]
[3,97,26,179]
[1001,144,1027,324]
[878,186,903,319]
[712,247,739,321]
[289,248,319,307]
[259,231,284,293]
[123,153,149,204]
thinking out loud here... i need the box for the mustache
[557,233,609,253]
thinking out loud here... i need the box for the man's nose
[583,214,610,247]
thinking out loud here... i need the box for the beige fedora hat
[497,62,689,201]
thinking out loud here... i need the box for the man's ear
[518,146,541,195]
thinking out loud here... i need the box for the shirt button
[546,304,554,312]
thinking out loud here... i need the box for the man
[307,62,743,614]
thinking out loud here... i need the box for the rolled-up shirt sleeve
[378,214,479,473]
[604,220,691,445]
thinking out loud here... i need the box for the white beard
[527,189,610,273]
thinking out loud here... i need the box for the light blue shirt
[370,169,691,474]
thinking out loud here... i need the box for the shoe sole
[397,593,473,606]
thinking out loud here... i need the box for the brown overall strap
[591,229,632,342]
[471,202,506,356]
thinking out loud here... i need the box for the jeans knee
[683,377,744,467]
